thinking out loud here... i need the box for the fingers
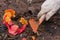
[37,0,60,21]
[37,10,45,19]
[39,14,46,25]
[37,8,48,19]
[37,0,51,19]
[45,9,58,21]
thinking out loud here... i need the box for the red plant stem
[18,24,27,34]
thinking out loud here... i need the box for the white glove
[27,0,32,4]
[37,0,60,21]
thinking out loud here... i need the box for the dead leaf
[29,14,45,33]
[29,18,39,33]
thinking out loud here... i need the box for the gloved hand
[37,0,60,21]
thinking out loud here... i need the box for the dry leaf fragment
[19,17,28,25]
[22,38,27,40]
[31,36,35,40]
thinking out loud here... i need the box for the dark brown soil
[0,0,60,40]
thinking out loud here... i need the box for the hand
[37,0,60,21]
